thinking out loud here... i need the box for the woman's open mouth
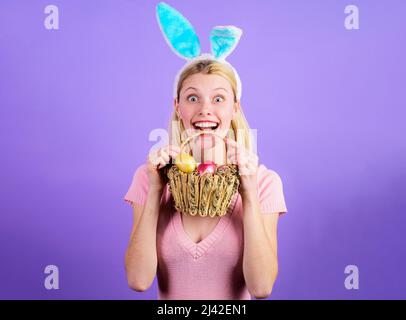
[192,121,219,132]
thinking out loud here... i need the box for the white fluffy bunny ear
[156,2,201,60]
[210,26,242,60]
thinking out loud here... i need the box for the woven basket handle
[179,131,229,163]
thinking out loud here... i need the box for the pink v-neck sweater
[124,164,288,300]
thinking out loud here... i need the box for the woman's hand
[225,138,259,197]
[147,145,181,191]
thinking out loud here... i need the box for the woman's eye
[187,95,198,102]
[214,96,224,103]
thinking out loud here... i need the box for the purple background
[0,0,405,299]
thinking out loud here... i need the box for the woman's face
[174,73,239,141]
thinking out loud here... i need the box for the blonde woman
[123,3,287,300]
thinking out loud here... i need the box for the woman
[123,3,288,300]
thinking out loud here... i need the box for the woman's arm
[124,186,163,291]
[124,144,180,291]
[224,138,280,299]
[241,191,279,299]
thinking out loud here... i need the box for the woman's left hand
[225,138,259,196]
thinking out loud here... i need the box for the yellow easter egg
[175,153,197,173]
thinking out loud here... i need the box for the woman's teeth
[193,122,219,131]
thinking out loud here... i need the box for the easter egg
[175,153,197,173]
[197,161,217,175]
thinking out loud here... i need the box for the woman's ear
[233,100,240,118]
[174,98,181,118]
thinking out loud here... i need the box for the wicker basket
[166,131,240,217]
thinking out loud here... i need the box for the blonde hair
[168,59,252,153]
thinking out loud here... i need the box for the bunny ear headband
[156,2,243,100]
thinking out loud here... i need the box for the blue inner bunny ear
[156,2,201,60]
[210,26,242,60]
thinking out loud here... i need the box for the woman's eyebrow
[183,87,228,93]
[184,87,198,93]
[213,87,228,93]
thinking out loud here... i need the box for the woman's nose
[198,100,213,115]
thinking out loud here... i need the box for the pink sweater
[124,164,288,300]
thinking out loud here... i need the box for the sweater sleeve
[257,165,288,215]
[123,164,150,206]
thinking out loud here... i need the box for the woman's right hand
[147,145,181,190]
